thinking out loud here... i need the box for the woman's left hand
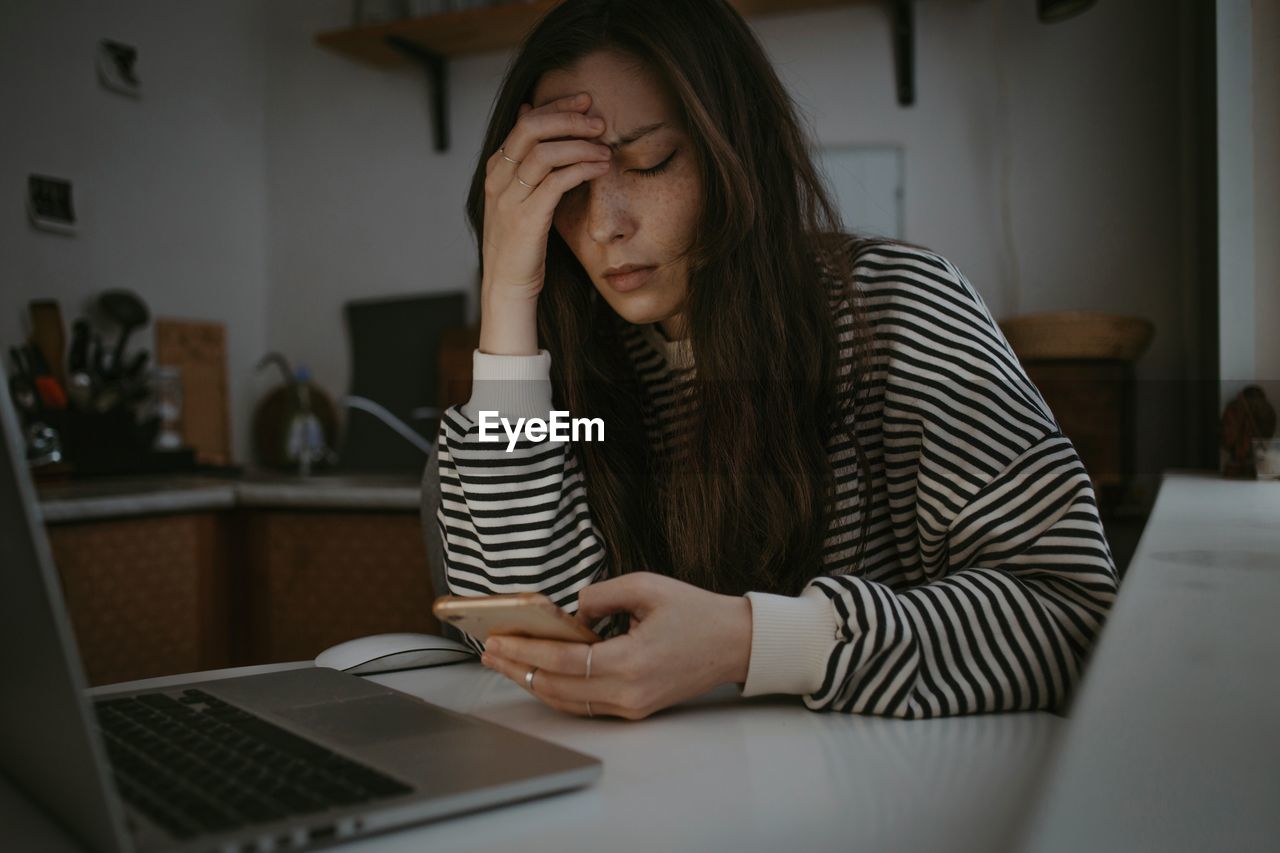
[480,572,753,720]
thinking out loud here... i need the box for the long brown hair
[466,0,876,597]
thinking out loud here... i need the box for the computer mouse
[315,632,478,675]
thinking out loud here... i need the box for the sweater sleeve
[435,349,609,652]
[740,249,1119,717]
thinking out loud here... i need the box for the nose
[582,169,634,245]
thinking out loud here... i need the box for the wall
[761,0,1192,494]
[261,1,498,408]
[1215,0,1279,420]
[264,0,1196,493]
[1254,0,1279,386]
[0,0,271,463]
[3,0,1203,482]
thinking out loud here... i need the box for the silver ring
[585,645,593,680]
[516,174,538,190]
[585,701,594,718]
[525,667,538,690]
[498,147,521,165]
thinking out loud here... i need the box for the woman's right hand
[478,93,612,354]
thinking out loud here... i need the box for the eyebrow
[600,121,668,151]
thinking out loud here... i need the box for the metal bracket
[887,0,915,106]
[386,35,448,152]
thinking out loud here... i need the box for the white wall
[263,0,1196,489]
[260,0,490,408]
[1215,0,1279,418]
[3,0,1203,480]
[0,0,270,463]
[1254,0,1279,385]
[1217,0,1256,400]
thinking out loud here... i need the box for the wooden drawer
[240,510,440,664]
[46,513,231,686]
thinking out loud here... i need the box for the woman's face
[535,51,701,340]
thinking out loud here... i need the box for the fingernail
[487,639,503,654]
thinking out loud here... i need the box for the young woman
[433,0,1118,720]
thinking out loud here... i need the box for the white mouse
[315,632,478,674]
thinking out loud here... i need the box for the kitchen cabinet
[240,511,439,665]
[41,478,440,686]
[46,512,233,686]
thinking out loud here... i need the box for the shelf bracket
[887,0,915,106]
[385,35,448,152]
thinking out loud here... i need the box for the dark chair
[420,440,466,643]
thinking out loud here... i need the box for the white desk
[4,660,1062,852]
[1017,472,1280,853]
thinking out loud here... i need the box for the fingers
[484,635,591,675]
[486,632,630,678]
[516,139,612,185]
[487,93,604,176]
[482,652,652,719]
[482,652,601,704]
[577,573,660,623]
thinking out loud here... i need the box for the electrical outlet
[27,175,76,235]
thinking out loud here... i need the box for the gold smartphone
[432,592,601,644]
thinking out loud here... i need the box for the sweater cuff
[740,587,841,697]
[460,349,553,422]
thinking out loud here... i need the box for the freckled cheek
[661,173,703,247]
[552,200,585,246]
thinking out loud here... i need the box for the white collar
[639,323,694,371]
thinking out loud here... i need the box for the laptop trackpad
[277,696,472,747]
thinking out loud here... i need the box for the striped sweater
[434,242,1118,718]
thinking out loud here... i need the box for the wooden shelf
[317,0,861,65]
[316,0,561,65]
[315,0,915,151]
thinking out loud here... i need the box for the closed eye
[631,149,677,177]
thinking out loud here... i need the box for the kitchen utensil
[28,299,66,383]
[89,332,108,383]
[68,319,90,373]
[66,371,92,410]
[23,343,51,377]
[98,289,150,378]
[34,376,67,410]
[9,346,32,382]
[8,375,38,416]
[122,350,149,381]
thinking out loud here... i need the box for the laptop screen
[0,389,131,852]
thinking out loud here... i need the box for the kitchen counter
[37,472,424,522]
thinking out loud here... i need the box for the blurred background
[2,0,1276,685]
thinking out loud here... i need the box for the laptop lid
[0,389,132,852]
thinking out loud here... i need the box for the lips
[603,265,656,293]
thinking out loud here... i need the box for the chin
[605,293,677,327]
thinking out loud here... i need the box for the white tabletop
[1016,472,1280,853]
[7,660,1063,853]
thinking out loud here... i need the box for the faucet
[341,395,435,456]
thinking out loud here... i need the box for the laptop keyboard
[93,689,414,840]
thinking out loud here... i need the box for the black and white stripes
[435,241,1117,717]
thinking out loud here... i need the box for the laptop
[0,389,601,852]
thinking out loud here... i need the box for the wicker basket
[998,312,1154,361]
